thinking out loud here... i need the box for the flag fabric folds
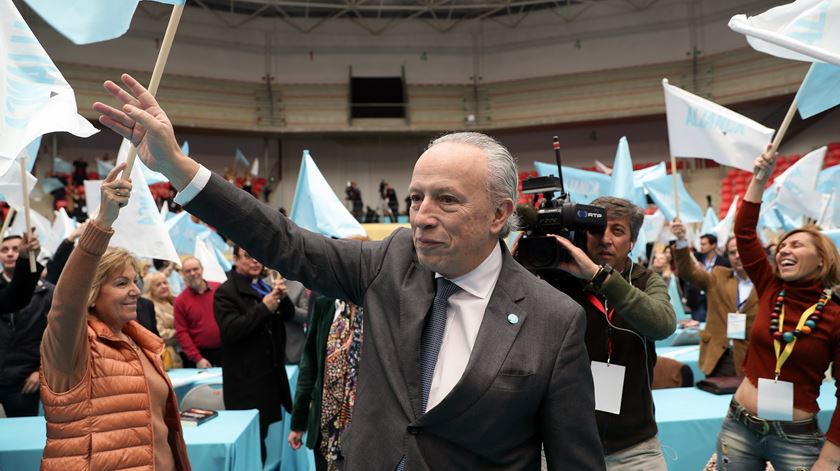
[729,0,840,67]
[700,207,720,236]
[194,237,227,283]
[765,146,826,220]
[22,0,186,45]
[0,1,98,175]
[712,195,739,248]
[235,149,249,168]
[795,62,840,119]
[250,157,259,177]
[290,150,367,239]
[608,137,647,208]
[662,80,774,172]
[53,157,74,174]
[105,139,179,262]
[643,172,704,223]
[667,276,686,319]
[0,160,37,209]
[533,162,610,204]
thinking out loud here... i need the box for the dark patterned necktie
[396,277,461,471]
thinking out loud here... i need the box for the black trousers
[0,383,39,417]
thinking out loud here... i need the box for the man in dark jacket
[543,196,676,470]
[0,234,53,417]
[214,245,295,462]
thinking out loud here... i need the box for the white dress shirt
[176,166,504,412]
[428,242,502,411]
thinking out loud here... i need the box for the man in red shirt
[174,257,222,368]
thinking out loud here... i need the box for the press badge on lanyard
[588,294,624,415]
[727,288,748,339]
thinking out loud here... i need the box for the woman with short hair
[39,163,191,470]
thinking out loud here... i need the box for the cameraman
[547,196,675,470]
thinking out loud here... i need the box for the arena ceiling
[183,0,695,33]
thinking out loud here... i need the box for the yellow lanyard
[773,301,822,379]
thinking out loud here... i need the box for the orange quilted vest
[39,317,191,471]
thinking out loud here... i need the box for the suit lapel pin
[507,313,519,325]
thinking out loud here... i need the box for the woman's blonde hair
[143,271,174,304]
[776,226,840,288]
[87,248,141,311]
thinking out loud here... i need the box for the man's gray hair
[427,132,519,238]
[590,196,645,243]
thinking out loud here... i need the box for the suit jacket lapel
[416,250,527,427]
[399,259,435,419]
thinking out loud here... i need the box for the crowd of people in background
[2,83,839,470]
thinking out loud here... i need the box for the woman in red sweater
[716,145,840,470]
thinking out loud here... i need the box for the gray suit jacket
[185,173,605,471]
[283,280,308,364]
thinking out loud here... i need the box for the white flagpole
[19,159,36,272]
[122,4,185,178]
[670,155,680,220]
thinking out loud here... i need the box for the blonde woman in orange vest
[39,163,191,470]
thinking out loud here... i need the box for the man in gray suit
[95,74,605,470]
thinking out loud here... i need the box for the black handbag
[696,376,741,395]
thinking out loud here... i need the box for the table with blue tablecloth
[655,381,837,471]
[0,410,261,471]
[168,366,315,471]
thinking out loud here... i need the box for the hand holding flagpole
[122,3,184,179]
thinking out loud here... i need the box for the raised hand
[93,74,197,189]
[95,163,132,229]
[670,218,687,241]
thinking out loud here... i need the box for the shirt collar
[436,241,502,299]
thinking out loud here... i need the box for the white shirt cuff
[674,239,690,250]
[173,165,212,206]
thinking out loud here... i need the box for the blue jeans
[716,403,824,470]
[604,436,667,471]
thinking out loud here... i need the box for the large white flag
[0,1,98,175]
[766,146,826,220]
[729,0,840,67]
[663,80,775,172]
[87,139,179,262]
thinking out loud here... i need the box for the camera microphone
[516,204,538,229]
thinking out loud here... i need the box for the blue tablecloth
[655,324,705,348]
[656,345,704,382]
[655,381,837,471]
[0,410,261,471]
[169,366,315,471]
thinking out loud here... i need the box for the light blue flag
[53,157,73,174]
[234,149,249,168]
[823,229,840,253]
[96,159,114,177]
[533,162,610,204]
[643,173,704,223]
[796,62,840,119]
[817,163,840,194]
[40,177,64,194]
[290,150,367,239]
[22,0,185,45]
[630,222,647,263]
[181,141,190,156]
[700,207,720,235]
[668,276,686,319]
[633,162,667,188]
[165,211,228,257]
[609,136,647,207]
